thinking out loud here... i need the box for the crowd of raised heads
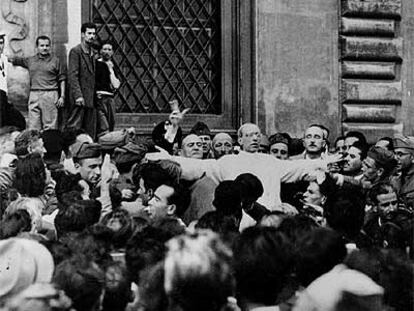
[0,115,412,311]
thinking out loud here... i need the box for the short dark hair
[14,153,46,197]
[101,209,135,249]
[349,140,368,160]
[53,255,105,311]
[324,188,365,240]
[295,228,347,287]
[125,227,169,283]
[132,162,175,192]
[368,182,396,206]
[234,173,264,202]
[36,35,50,46]
[55,199,101,237]
[14,129,41,157]
[345,131,367,146]
[165,183,191,217]
[213,180,242,219]
[233,226,293,305]
[0,209,31,239]
[102,261,132,311]
[81,22,96,33]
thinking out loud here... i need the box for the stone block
[341,80,402,103]
[341,18,396,36]
[342,104,396,122]
[341,0,401,19]
[340,36,402,60]
[343,122,403,144]
[342,61,396,79]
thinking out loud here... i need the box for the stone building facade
[2,0,414,143]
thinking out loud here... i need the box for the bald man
[179,134,203,159]
[212,133,233,159]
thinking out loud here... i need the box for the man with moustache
[291,124,326,160]
[391,135,414,209]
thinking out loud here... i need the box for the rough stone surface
[343,122,403,143]
[342,0,401,18]
[340,36,403,60]
[342,104,396,122]
[341,18,396,36]
[257,0,339,139]
[341,80,402,103]
[342,62,396,79]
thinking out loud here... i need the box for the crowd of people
[0,22,412,311]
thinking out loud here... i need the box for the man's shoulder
[69,44,83,54]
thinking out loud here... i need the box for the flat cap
[393,134,414,150]
[190,121,211,137]
[72,142,102,159]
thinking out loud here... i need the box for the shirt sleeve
[171,156,223,184]
[279,159,327,183]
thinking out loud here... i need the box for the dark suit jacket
[68,43,96,108]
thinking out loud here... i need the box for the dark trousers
[96,95,115,135]
[0,90,6,128]
[67,105,98,140]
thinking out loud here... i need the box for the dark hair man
[67,22,99,139]
[190,121,212,158]
[95,40,120,135]
[145,182,190,225]
[392,135,414,208]
[10,35,66,131]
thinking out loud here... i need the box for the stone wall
[255,0,340,141]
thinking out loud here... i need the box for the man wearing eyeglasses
[392,135,414,209]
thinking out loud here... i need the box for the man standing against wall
[10,35,66,130]
[67,22,98,139]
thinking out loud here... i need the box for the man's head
[36,35,51,57]
[180,134,203,159]
[269,133,290,160]
[145,183,190,222]
[369,183,398,220]
[303,125,326,156]
[362,146,397,184]
[393,135,414,173]
[99,41,114,61]
[343,141,368,175]
[190,122,212,157]
[345,131,367,151]
[132,162,176,205]
[375,137,394,151]
[259,134,270,154]
[81,22,97,46]
[14,129,46,158]
[233,227,293,306]
[72,142,103,186]
[335,136,347,155]
[212,133,233,159]
[237,123,261,153]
